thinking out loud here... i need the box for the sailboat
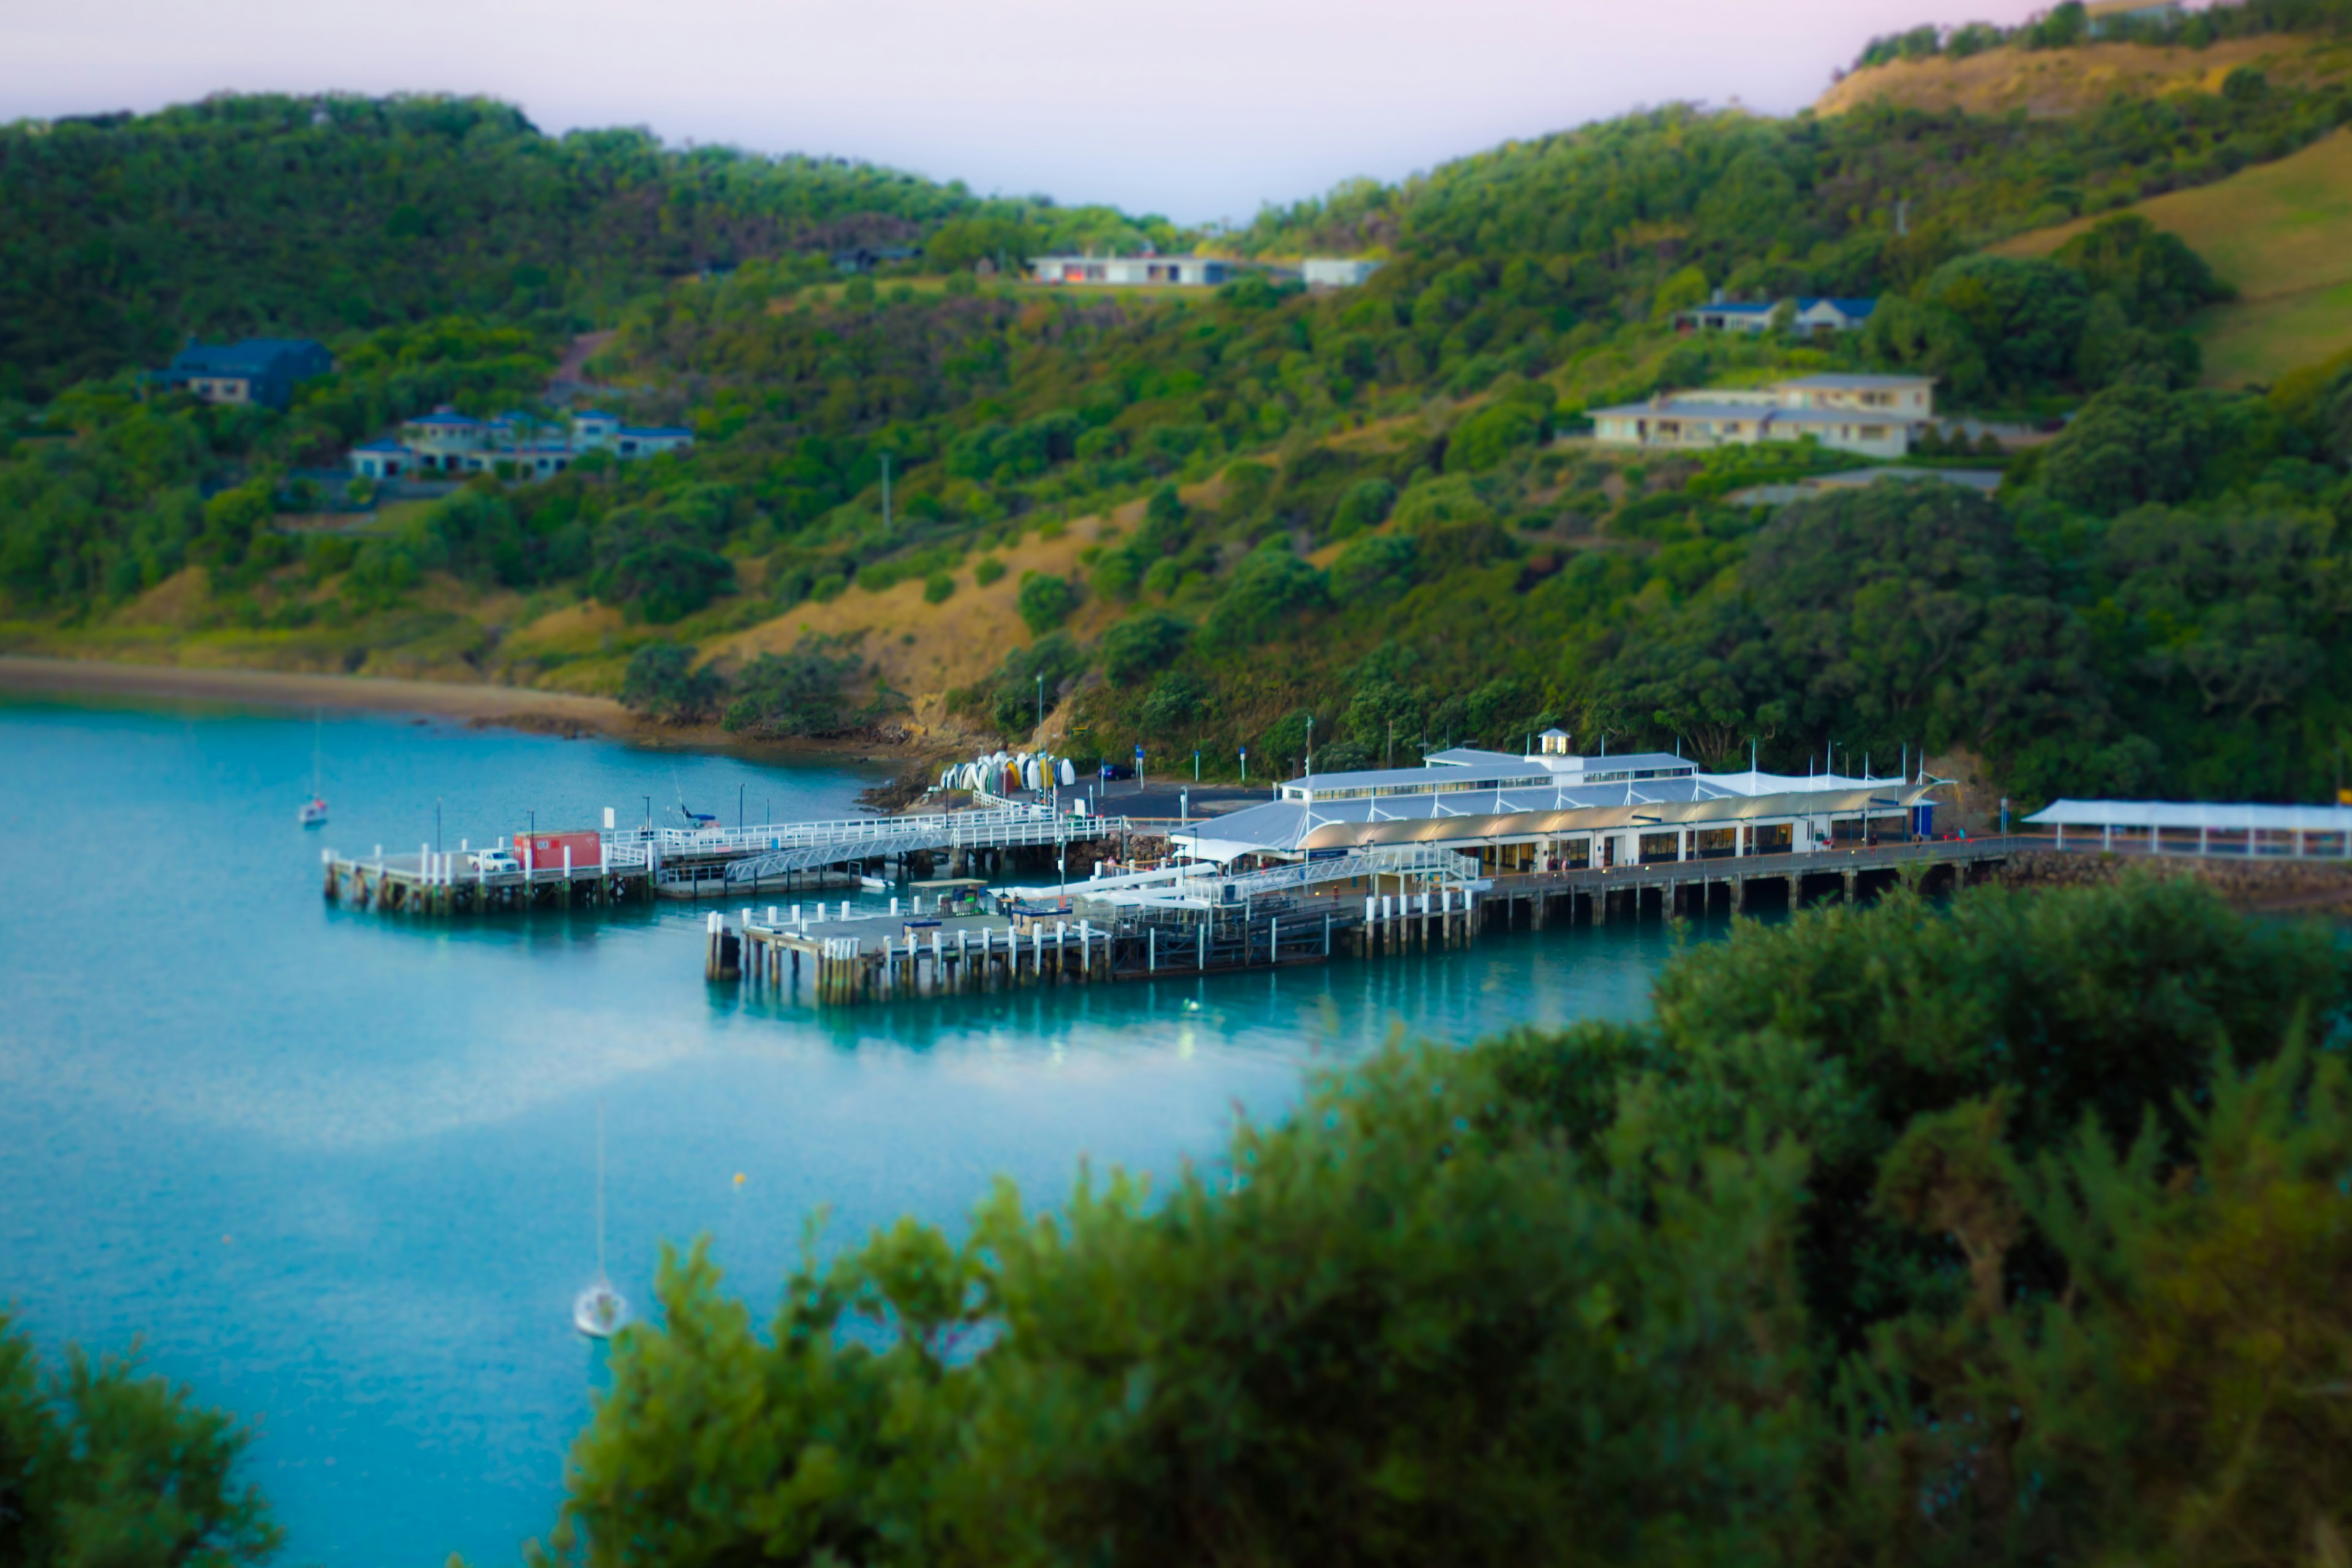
[673,771,718,831]
[296,710,328,827]
[573,1107,630,1340]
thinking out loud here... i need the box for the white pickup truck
[470,848,521,875]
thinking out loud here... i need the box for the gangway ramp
[719,804,1134,884]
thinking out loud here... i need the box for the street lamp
[1240,745,1248,786]
[1305,716,1313,780]
[642,794,651,832]
[1035,673,1044,734]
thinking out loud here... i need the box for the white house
[1675,296,1879,336]
[2087,0,2182,33]
[1586,374,1936,460]
[1030,254,1237,287]
[1302,258,1382,288]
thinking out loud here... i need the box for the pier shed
[1177,739,1939,872]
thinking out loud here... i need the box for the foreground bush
[0,1316,281,1567]
[538,876,2351,1567]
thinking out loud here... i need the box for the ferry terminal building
[1170,730,1942,876]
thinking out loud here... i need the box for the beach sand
[0,655,636,734]
[0,656,944,782]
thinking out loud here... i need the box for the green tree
[2039,383,2214,514]
[619,641,725,723]
[0,1313,283,1568]
[1097,610,1191,685]
[1015,571,1076,635]
[720,638,870,737]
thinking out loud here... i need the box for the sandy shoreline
[0,654,638,732]
[0,655,946,782]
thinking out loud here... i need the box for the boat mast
[595,1105,608,1281]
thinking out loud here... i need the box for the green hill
[1992,126,2352,383]
[7,20,2352,809]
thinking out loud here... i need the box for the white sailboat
[573,1107,630,1339]
[296,710,328,827]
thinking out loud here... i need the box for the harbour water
[0,694,1687,1568]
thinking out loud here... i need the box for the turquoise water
[0,696,1683,1567]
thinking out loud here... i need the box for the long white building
[1171,730,1940,874]
[1588,374,1936,460]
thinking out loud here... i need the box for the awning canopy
[2025,799,2352,834]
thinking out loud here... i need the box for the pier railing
[715,804,1138,884]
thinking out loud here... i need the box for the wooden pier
[707,837,2021,1006]
[322,843,653,914]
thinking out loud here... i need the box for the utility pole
[1035,674,1044,735]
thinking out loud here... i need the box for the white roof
[2026,799,2352,833]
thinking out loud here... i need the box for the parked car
[1099,762,1135,781]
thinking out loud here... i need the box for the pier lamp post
[643,795,651,832]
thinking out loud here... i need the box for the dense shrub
[538,877,2352,1568]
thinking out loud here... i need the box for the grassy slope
[1815,34,2352,117]
[1989,128,2352,383]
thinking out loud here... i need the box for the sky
[5,0,2051,223]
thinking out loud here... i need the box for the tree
[2039,383,2214,515]
[720,638,870,737]
[1097,610,1190,685]
[0,1313,283,1568]
[1204,543,1327,644]
[1015,571,1076,635]
[530,878,2352,1568]
[619,641,725,723]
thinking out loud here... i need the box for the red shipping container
[518,829,603,871]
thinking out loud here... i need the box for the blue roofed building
[148,337,332,410]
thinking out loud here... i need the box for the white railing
[717,807,1136,884]
[1121,845,1482,906]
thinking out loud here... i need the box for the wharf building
[346,407,695,482]
[1172,729,1940,874]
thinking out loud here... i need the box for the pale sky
[6,0,2048,223]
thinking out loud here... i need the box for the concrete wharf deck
[705,836,2021,1006]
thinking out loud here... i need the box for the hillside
[0,96,1185,401]
[1991,127,2352,383]
[7,25,2352,809]
[1817,34,2352,117]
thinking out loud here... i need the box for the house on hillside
[1675,295,1877,336]
[1586,373,1935,459]
[2087,0,2184,34]
[831,245,922,273]
[1030,254,1239,286]
[1303,258,1382,288]
[347,406,694,483]
[148,338,332,410]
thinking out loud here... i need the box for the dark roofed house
[831,244,922,274]
[149,337,331,410]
